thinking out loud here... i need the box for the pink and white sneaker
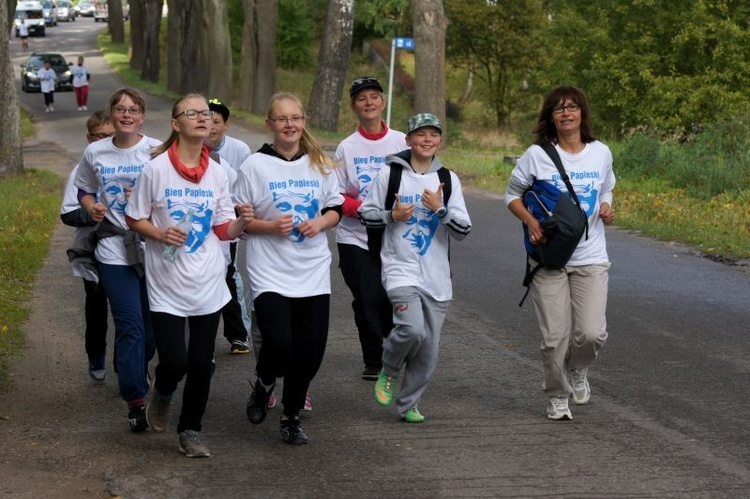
[303,391,312,411]
[267,393,277,409]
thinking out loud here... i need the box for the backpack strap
[540,142,589,239]
[437,167,452,206]
[384,163,403,210]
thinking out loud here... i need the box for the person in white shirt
[234,92,343,445]
[60,110,114,383]
[37,59,56,112]
[127,94,253,458]
[334,76,408,381]
[71,56,90,111]
[19,20,29,51]
[74,88,161,433]
[359,113,472,424]
[505,85,616,421]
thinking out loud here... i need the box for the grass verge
[0,170,64,388]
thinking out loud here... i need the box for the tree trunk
[251,0,277,115]
[166,0,184,93]
[180,0,203,93]
[204,0,232,100]
[129,0,144,71]
[0,0,23,174]
[107,0,125,43]
[140,0,162,83]
[237,0,257,110]
[412,0,447,132]
[308,0,355,132]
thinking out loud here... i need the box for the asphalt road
[3,18,750,499]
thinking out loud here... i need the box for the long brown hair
[532,85,596,145]
[150,93,207,159]
[266,93,337,175]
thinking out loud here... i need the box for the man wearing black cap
[334,77,408,380]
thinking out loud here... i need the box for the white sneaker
[547,396,572,420]
[78,106,82,111]
[82,105,87,110]
[570,367,590,405]
[45,107,50,113]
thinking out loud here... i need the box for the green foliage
[276,0,318,69]
[352,0,410,47]
[0,170,62,388]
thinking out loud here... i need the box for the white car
[57,0,75,21]
[76,0,95,16]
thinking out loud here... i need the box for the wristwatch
[435,206,448,219]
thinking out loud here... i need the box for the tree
[0,0,23,174]
[107,0,125,44]
[166,0,183,93]
[237,0,278,114]
[129,0,145,72]
[446,0,546,130]
[308,0,355,131]
[140,0,162,82]
[411,0,447,129]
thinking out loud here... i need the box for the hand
[527,217,547,245]
[599,202,614,225]
[88,202,106,223]
[235,203,254,227]
[163,226,188,246]
[274,214,294,236]
[297,217,326,238]
[422,183,444,213]
[391,194,414,222]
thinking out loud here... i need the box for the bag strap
[384,164,403,211]
[437,167,452,206]
[540,142,589,239]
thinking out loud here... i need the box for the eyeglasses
[112,106,142,116]
[88,133,114,140]
[552,104,580,115]
[173,109,214,120]
[270,115,305,124]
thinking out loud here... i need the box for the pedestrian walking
[74,87,161,432]
[127,93,254,458]
[505,85,616,420]
[71,56,90,111]
[334,76,408,381]
[234,92,343,445]
[60,110,115,383]
[359,113,472,423]
[37,59,56,112]
[19,20,29,51]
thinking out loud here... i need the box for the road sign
[394,38,415,50]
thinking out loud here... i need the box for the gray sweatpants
[529,263,610,396]
[382,286,450,417]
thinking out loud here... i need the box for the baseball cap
[407,113,443,135]
[349,77,383,98]
[208,98,230,121]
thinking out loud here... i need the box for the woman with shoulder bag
[505,85,616,421]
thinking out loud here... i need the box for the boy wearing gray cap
[358,113,472,423]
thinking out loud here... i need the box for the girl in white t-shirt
[234,93,343,445]
[126,94,253,458]
[75,88,161,433]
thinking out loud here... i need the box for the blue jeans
[99,263,155,406]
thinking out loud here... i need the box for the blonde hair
[266,93,337,175]
[86,110,111,133]
[151,93,207,159]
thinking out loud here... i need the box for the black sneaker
[280,416,309,445]
[229,340,251,354]
[362,367,380,381]
[246,381,271,424]
[128,406,149,433]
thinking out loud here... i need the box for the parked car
[94,0,129,22]
[41,0,57,26]
[20,53,73,93]
[14,1,46,37]
[56,0,75,21]
[76,0,95,17]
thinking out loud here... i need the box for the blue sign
[394,38,415,50]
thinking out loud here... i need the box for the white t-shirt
[126,151,236,316]
[74,134,162,265]
[233,151,344,299]
[19,24,29,37]
[71,64,89,88]
[214,135,252,171]
[334,128,407,249]
[359,159,472,302]
[37,67,56,93]
[505,141,616,266]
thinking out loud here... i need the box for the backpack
[366,163,452,256]
[518,142,588,307]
